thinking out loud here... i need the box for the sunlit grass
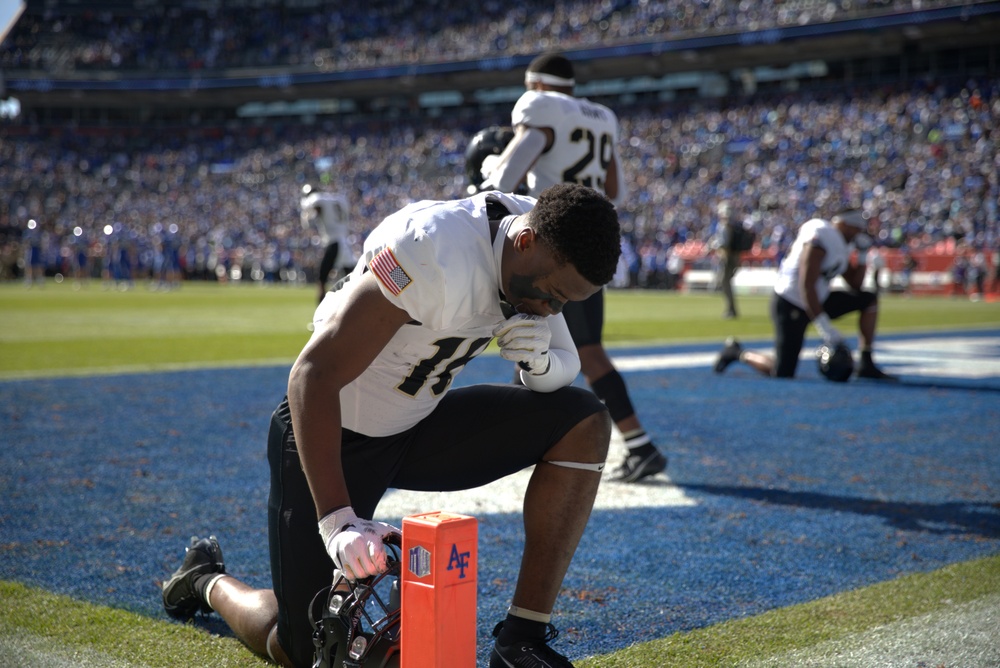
[3,280,996,377]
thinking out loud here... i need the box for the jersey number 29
[562,128,613,192]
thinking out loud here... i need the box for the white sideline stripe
[609,335,1000,379]
[611,351,719,371]
[377,468,696,519]
[375,430,696,520]
[874,336,1000,379]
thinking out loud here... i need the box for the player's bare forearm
[289,274,411,518]
[799,246,827,318]
[288,355,353,518]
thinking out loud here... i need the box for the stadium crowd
[0,0,975,74]
[2,75,997,290]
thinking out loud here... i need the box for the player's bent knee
[542,387,611,461]
[564,409,612,461]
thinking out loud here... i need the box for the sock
[497,610,550,644]
[590,370,636,423]
[193,573,224,611]
[860,349,875,368]
[622,428,655,457]
[507,605,551,624]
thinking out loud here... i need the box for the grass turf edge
[2,554,998,667]
[0,580,269,667]
[578,552,1000,667]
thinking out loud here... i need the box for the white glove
[493,314,551,375]
[318,506,401,581]
[812,313,843,346]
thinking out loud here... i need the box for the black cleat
[610,449,667,483]
[490,622,574,668]
[714,337,743,374]
[162,535,225,620]
[856,364,898,382]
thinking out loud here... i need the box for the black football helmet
[311,538,401,668]
[816,342,854,382]
[464,125,514,193]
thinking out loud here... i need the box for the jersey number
[562,128,613,191]
[397,336,492,397]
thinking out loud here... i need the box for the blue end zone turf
[1,330,997,662]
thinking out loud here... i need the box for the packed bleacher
[0,0,976,75]
[1,0,997,291]
[2,74,997,291]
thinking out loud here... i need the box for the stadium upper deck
[2,0,998,111]
[0,1,996,289]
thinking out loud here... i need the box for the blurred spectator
[899,248,919,296]
[1,78,998,289]
[21,220,46,287]
[1,0,972,75]
[666,246,684,291]
[992,244,1000,294]
[950,251,968,297]
[968,248,987,299]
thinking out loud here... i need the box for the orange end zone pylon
[401,511,478,668]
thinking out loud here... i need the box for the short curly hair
[528,183,621,286]
[526,52,575,80]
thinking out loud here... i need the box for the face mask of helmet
[310,539,401,668]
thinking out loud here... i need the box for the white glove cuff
[812,313,839,343]
[519,354,551,376]
[519,346,580,393]
[318,506,357,546]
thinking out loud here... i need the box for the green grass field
[3,556,997,668]
[2,279,998,666]
[2,280,997,377]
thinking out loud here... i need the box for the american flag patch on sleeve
[370,247,412,296]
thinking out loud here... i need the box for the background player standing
[301,186,357,304]
[712,200,755,319]
[478,52,668,483]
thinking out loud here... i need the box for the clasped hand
[493,314,551,375]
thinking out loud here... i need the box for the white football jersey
[773,218,850,309]
[512,90,620,197]
[302,192,356,267]
[312,192,538,436]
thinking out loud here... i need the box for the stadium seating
[1,0,974,75]
[0,3,996,292]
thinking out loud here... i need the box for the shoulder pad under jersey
[512,90,569,129]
